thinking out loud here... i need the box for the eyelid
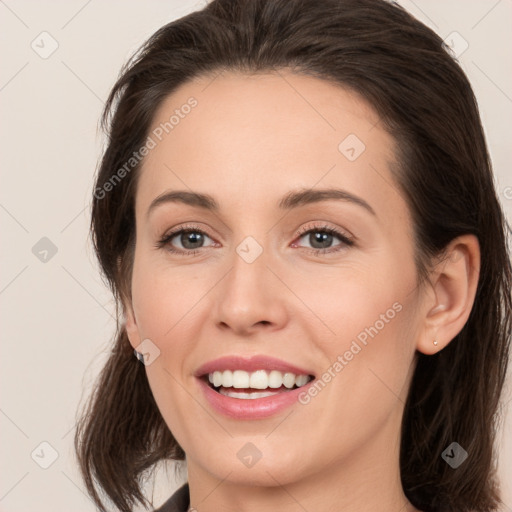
[294,222,354,242]
[161,222,212,241]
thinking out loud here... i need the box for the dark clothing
[154,483,190,512]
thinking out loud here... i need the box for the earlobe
[417,234,480,355]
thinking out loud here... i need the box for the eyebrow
[146,187,376,218]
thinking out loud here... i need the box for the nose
[212,242,290,336]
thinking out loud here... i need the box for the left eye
[293,228,352,251]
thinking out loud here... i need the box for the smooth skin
[124,70,480,512]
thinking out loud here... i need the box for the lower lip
[197,378,313,419]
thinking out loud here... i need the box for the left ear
[416,234,480,355]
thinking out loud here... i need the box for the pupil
[182,231,203,249]
[310,232,332,249]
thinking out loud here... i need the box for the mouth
[201,369,315,400]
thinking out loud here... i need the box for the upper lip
[194,355,315,378]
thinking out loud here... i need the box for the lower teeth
[218,388,282,399]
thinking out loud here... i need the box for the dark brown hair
[75,0,512,511]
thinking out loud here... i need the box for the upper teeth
[208,370,311,389]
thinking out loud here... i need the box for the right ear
[117,251,141,350]
[122,297,142,350]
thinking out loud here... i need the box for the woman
[74,0,512,511]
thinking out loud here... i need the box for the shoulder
[153,483,190,512]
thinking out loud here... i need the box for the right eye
[156,225,217,256]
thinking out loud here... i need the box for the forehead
[136,70,403,220]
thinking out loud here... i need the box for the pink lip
[196,377,315,419]
[194,355,314,377]
[194,355,316,420]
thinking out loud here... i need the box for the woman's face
[125,70,430,489]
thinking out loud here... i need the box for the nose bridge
[225,234,272,307]
[212,233,288,333]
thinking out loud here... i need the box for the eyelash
[155,222,355,257]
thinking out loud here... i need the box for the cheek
[295,288,419,458]
[296,250,419,405]
[130,253,204,339]
[130,257,206,442]
[288,252,415,347]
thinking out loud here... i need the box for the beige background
[1,0,511,510]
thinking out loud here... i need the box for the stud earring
[433,340,439,346]
[134,350,145,363]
